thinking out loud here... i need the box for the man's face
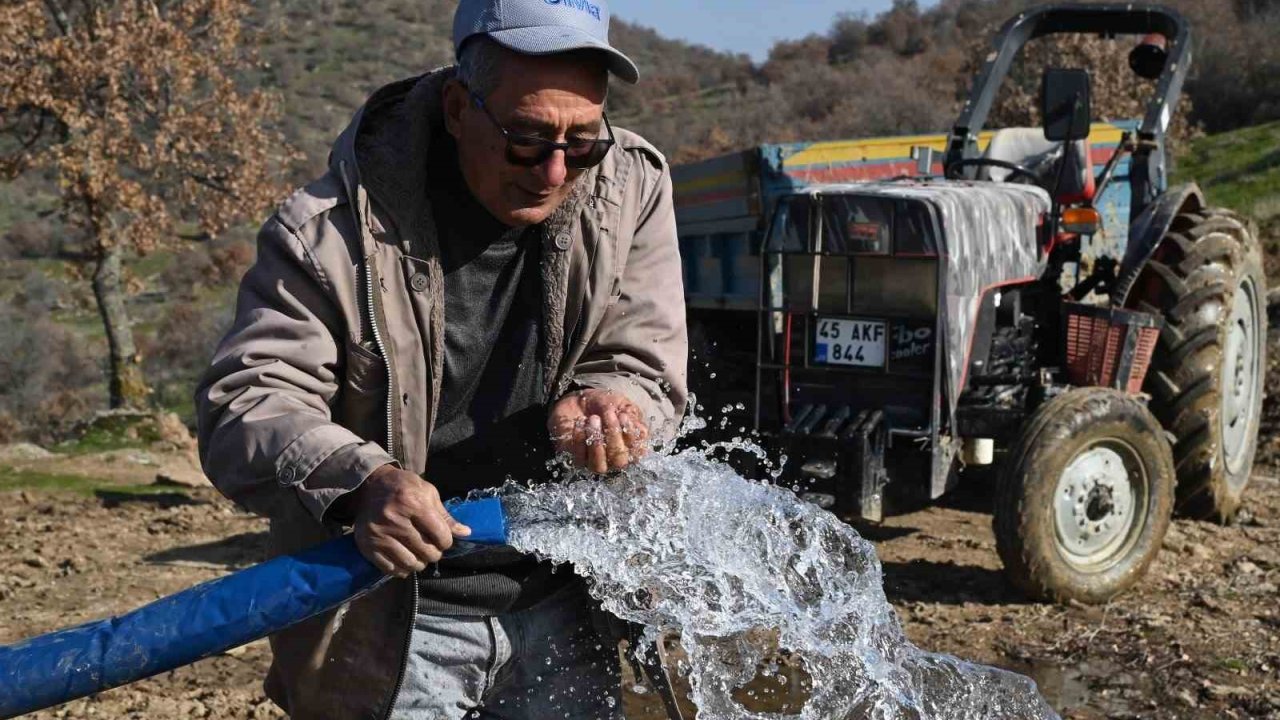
[445,53,608,227]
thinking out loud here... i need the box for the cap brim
[487,26,639,84]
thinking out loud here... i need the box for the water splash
[500,446,1059,720]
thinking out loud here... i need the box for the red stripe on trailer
[787,160,921,183]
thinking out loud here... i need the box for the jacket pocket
[338,338,387,443]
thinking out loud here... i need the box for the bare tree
[0,0,292,408]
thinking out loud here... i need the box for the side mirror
[1042,68,1092,142]
[1129,33,1168,80]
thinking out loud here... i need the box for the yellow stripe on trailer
[677,168,752,194]
[782,123,1127,169]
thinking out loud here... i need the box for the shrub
[209,239,255,285]
[14,269,68,312]
[829,14,871,64]
[0,220,63,259]
[158,247,216,299]
[140,299,233,416]
[0,307,102,443]
[157,239,255,300]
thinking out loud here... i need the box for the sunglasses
[469,90,615,169]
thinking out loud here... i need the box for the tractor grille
[1063,302,1162,394]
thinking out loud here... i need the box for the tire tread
[1130,209,1265,521]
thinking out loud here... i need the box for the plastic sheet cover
[808,180,1052,423]
[0,496,509,718]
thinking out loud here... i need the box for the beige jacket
[194,67,687,719]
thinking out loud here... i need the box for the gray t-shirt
[417,135,573,615]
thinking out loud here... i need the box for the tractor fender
[1111,182,1205,305]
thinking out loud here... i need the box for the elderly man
[194,0,687,717]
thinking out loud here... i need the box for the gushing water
[498,443,1059,720]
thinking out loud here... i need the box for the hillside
[251,0,457,179]
[1173,120,1280,282]
[1175,121,1280,222]
[244,0,1279,169]
[3,0,1276,194]
[249,0,757,176]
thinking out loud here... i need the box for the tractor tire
[1125,208,1266,522]
[993,387,1175,604]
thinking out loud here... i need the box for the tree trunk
[92,243,149,409]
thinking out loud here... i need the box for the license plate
[814,318,886,367]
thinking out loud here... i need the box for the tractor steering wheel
[945,157,1042,184]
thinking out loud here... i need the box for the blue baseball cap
[453,0,640,84]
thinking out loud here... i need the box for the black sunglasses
[469,90,615,169]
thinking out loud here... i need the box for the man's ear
[443,78,467,140]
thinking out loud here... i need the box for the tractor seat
[979,127,1095,204]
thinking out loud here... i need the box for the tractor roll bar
[944,4,1191,216]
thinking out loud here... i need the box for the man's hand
[349,464,471,577]
[549,389,650,474]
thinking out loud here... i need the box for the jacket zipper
[341,161,415,719]
[361,228,416,720]
[364,258,396,458]
[380,577,418,720]
[369,252,414,718]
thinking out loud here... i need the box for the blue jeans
[389,582,623,720]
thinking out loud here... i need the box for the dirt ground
[7,319,1280,720]
[1,452,1276,720]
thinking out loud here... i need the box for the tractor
[686,3,1265,604]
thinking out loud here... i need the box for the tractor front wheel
[993,388,1175,604]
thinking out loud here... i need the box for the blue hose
[0,496,507,718]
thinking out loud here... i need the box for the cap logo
[543,0,602,22]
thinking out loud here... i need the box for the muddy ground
[6,316,1280,720]
[0,442,1276,720]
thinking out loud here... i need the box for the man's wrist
[325,462,397,523]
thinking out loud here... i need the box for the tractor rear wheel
[993,387,1175,604]
[1125,208,1266,522]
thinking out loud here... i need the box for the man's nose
[535,150,568,188]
